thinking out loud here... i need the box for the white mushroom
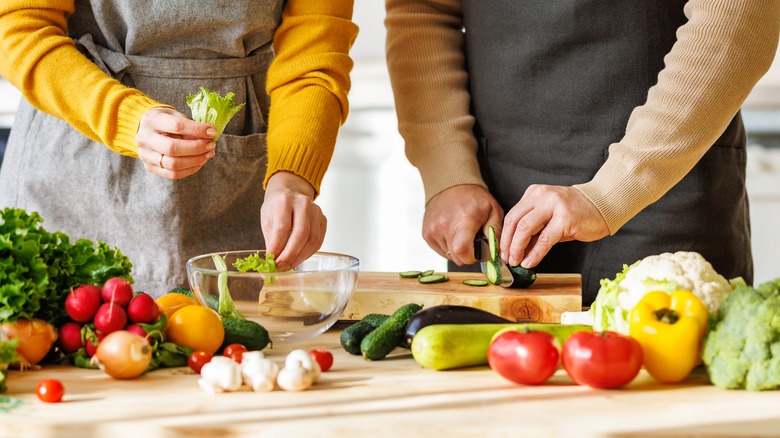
[284,349,321,383]
[276,358,314,391]
[198,356,243,394]
[241,351,279,392]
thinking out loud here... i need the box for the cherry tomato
[36,379,65,403]
[488,330,560,385]
[222,343,247,358]
[188,351,214,374]
[309,349,333,372]
[561,331,643,389]
[226,349,244,364]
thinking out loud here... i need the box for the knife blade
[474,233,513,288]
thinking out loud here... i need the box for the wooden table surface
[2,326,778,438]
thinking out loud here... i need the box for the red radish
[58,322,84,353]
[65,285,102,322]
[125,324,148,340]
[93,303,127,334]
[101,277,134,308]
[127,293,161,324]
[86,331,105,357]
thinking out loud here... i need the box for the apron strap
[75,34,273,79]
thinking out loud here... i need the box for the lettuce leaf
[0,208,133,325]
[233,252,278,273]
[0,334,18,393]
[186,86,246,141]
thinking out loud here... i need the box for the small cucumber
[411,323,592,370]
[420,269,435,277]
[361,303,423,360]
[399,271,423,278]
[487,225,500,261]
[340,313,390,355]
[485,259,502,285]
[221,318,271,352]
[418,274,448,284]
[362,313,390,328]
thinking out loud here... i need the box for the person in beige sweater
[385,0,780,303]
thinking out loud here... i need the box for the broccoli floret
[702,279,780,391]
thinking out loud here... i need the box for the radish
[93,303,127,334]
[127,293,161,324]
[86,331,105,357]
[101,277,134,308]
[58,322,84,353]
[65,285,102,323]
[125,323,149,340]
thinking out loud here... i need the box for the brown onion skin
[94,330,152,379]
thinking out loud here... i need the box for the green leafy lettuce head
[186,86,246,141]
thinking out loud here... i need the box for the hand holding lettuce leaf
[186,86,246,141]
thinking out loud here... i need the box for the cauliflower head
[590,251,733,334]
[702,279,780,391]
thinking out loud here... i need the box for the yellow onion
[1,318,58,368]
[92,330,151,379]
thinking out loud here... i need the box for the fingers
[136,108,217,179]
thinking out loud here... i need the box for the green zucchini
[361,303,423,360]
[221,318,271,352]
[411,323,592,370]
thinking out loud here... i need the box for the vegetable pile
[702,278,780,391]
[186,86,245,142]
[0,207,133,326]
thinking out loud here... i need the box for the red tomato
[561,331,643,389]
[188,351,213,374]
[226,349,245,364]
[36,379,65,403]
[487,330,560,385]
[222,343,247,358]
[309,349,333,372]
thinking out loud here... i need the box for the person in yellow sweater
[0,0,358,295]
[386,0,780,303]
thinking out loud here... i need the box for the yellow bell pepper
[628,290,708,383]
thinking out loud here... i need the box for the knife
[474,231,513,288]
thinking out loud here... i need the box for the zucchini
[221,318,271,352]
[463,279,489,287]
[411,323,592,370]
[403,305,511,348]
[418,273,448,284]
[340,313,390,355]
[399,270,423,278]
[361,303,423,360]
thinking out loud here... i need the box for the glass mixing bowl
[186,250,359,345]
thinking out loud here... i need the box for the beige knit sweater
[385,0,780,234]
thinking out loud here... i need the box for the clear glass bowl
[186,250,359,345]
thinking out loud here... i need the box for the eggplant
[403,305,512,348]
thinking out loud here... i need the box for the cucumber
[399,271,423,278]
[487,225,500,260]
[411,323,592,370]
[485,259,502,285]
[420,269,435,277]
[221,318,271,352]
[360,303,423,360]
[508,265,537,289]
[463,279,489,287]
[340,321,376,355]
[418,274,448,284]
[168,288,219,311]
[340,313,390,355]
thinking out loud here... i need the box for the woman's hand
[136,107,216,179]
[261,171,327,271]
[423,184,504,266]
[501,185,610,269]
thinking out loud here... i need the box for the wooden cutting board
[341,271,582,323]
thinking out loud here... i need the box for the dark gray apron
[460,0,753,304]
[0,0,283,297]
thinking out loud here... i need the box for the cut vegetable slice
[463,279,489,287]
[485,260,502,285]
[487,225,500,261]
[420,270,435,277]
[399,271,423,278]
[418,274,448,284]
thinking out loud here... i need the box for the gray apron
[0,0,283,297]
[460,0,753,304]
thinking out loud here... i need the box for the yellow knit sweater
[0,0,357,194]
[386,0,780,234]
